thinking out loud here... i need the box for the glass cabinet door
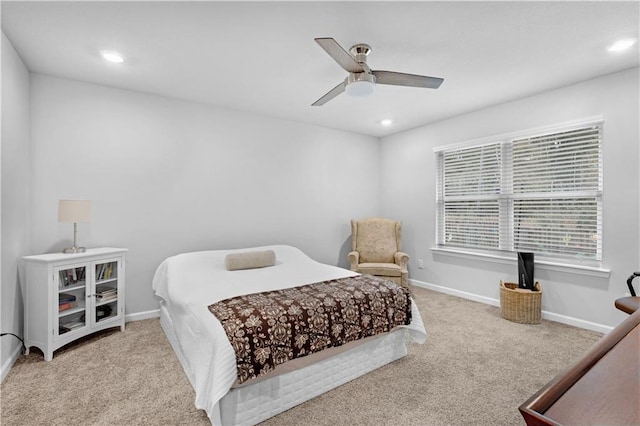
[93,260,120,325]
[55,265,88,336]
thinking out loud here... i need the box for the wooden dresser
[519,309,640,425]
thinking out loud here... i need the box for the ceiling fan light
[345,80,376,97]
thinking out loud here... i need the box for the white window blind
[436,120,603,262]
[436,143,502,250]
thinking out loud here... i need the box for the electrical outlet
[417,259,424,269]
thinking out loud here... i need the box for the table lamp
[58,199,91,253]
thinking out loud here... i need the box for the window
[435,119,603,263]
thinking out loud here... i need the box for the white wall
[28,74,381,316]
[380,67,639,330]
[1,32,31,376]
[8,47,638,381]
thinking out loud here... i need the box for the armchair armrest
[348,251,360,271]
[394,251,409,269]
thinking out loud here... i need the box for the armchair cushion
[352,218,401,263]
[357,263,403,277]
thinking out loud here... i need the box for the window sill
[430,247,611,279]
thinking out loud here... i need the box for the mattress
[161,305,409,425]
[152,245,427,425]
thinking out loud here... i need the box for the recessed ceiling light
[607,38,637,53]
[100,50,125,64]
[380,119,393,126]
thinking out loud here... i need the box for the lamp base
[63,247,86,254]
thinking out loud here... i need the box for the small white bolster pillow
[224,250,276,271]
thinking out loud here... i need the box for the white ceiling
[2,1,638,137]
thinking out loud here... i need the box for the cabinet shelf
[96,313,118,323]
[22,248,127,361]
[59,325,86,335]
[58,282,85,292]
[96,298,117,307]
[58,303,86,317]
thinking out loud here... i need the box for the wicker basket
[500,281,542,324]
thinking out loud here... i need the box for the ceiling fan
[312,37,444,106]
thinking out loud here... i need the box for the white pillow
[224,250,276,271]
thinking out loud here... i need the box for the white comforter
[152,245,427,418]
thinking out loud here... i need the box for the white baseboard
[539,311,613,334]
[1,343,23,384]
[411,279,501,308]
[125,308,160,322]
[410,279,613,334]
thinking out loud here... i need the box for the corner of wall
[1,30,32,382]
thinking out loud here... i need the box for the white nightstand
[21,248,127,361]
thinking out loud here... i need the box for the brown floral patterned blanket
[208,275,411,384]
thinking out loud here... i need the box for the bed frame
[160,304,409,425]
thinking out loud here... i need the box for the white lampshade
[58,200,91,223]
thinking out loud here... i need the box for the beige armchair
[348,217,409,287]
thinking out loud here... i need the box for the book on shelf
[58,301,78,312]
[58,293,77,304]
[96,262,115,281]
[96,289,117,303]
[98,295,117,303]
[59,320,84,332]
[58,268,86,288]
[96,287,117,297]
[59,270,68,288]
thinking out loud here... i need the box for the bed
[152,245,427,425]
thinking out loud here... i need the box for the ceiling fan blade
[315,38,364,74]
[373,70,444,89]
[311,81,346,106]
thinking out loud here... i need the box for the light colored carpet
[1,286,602,425]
